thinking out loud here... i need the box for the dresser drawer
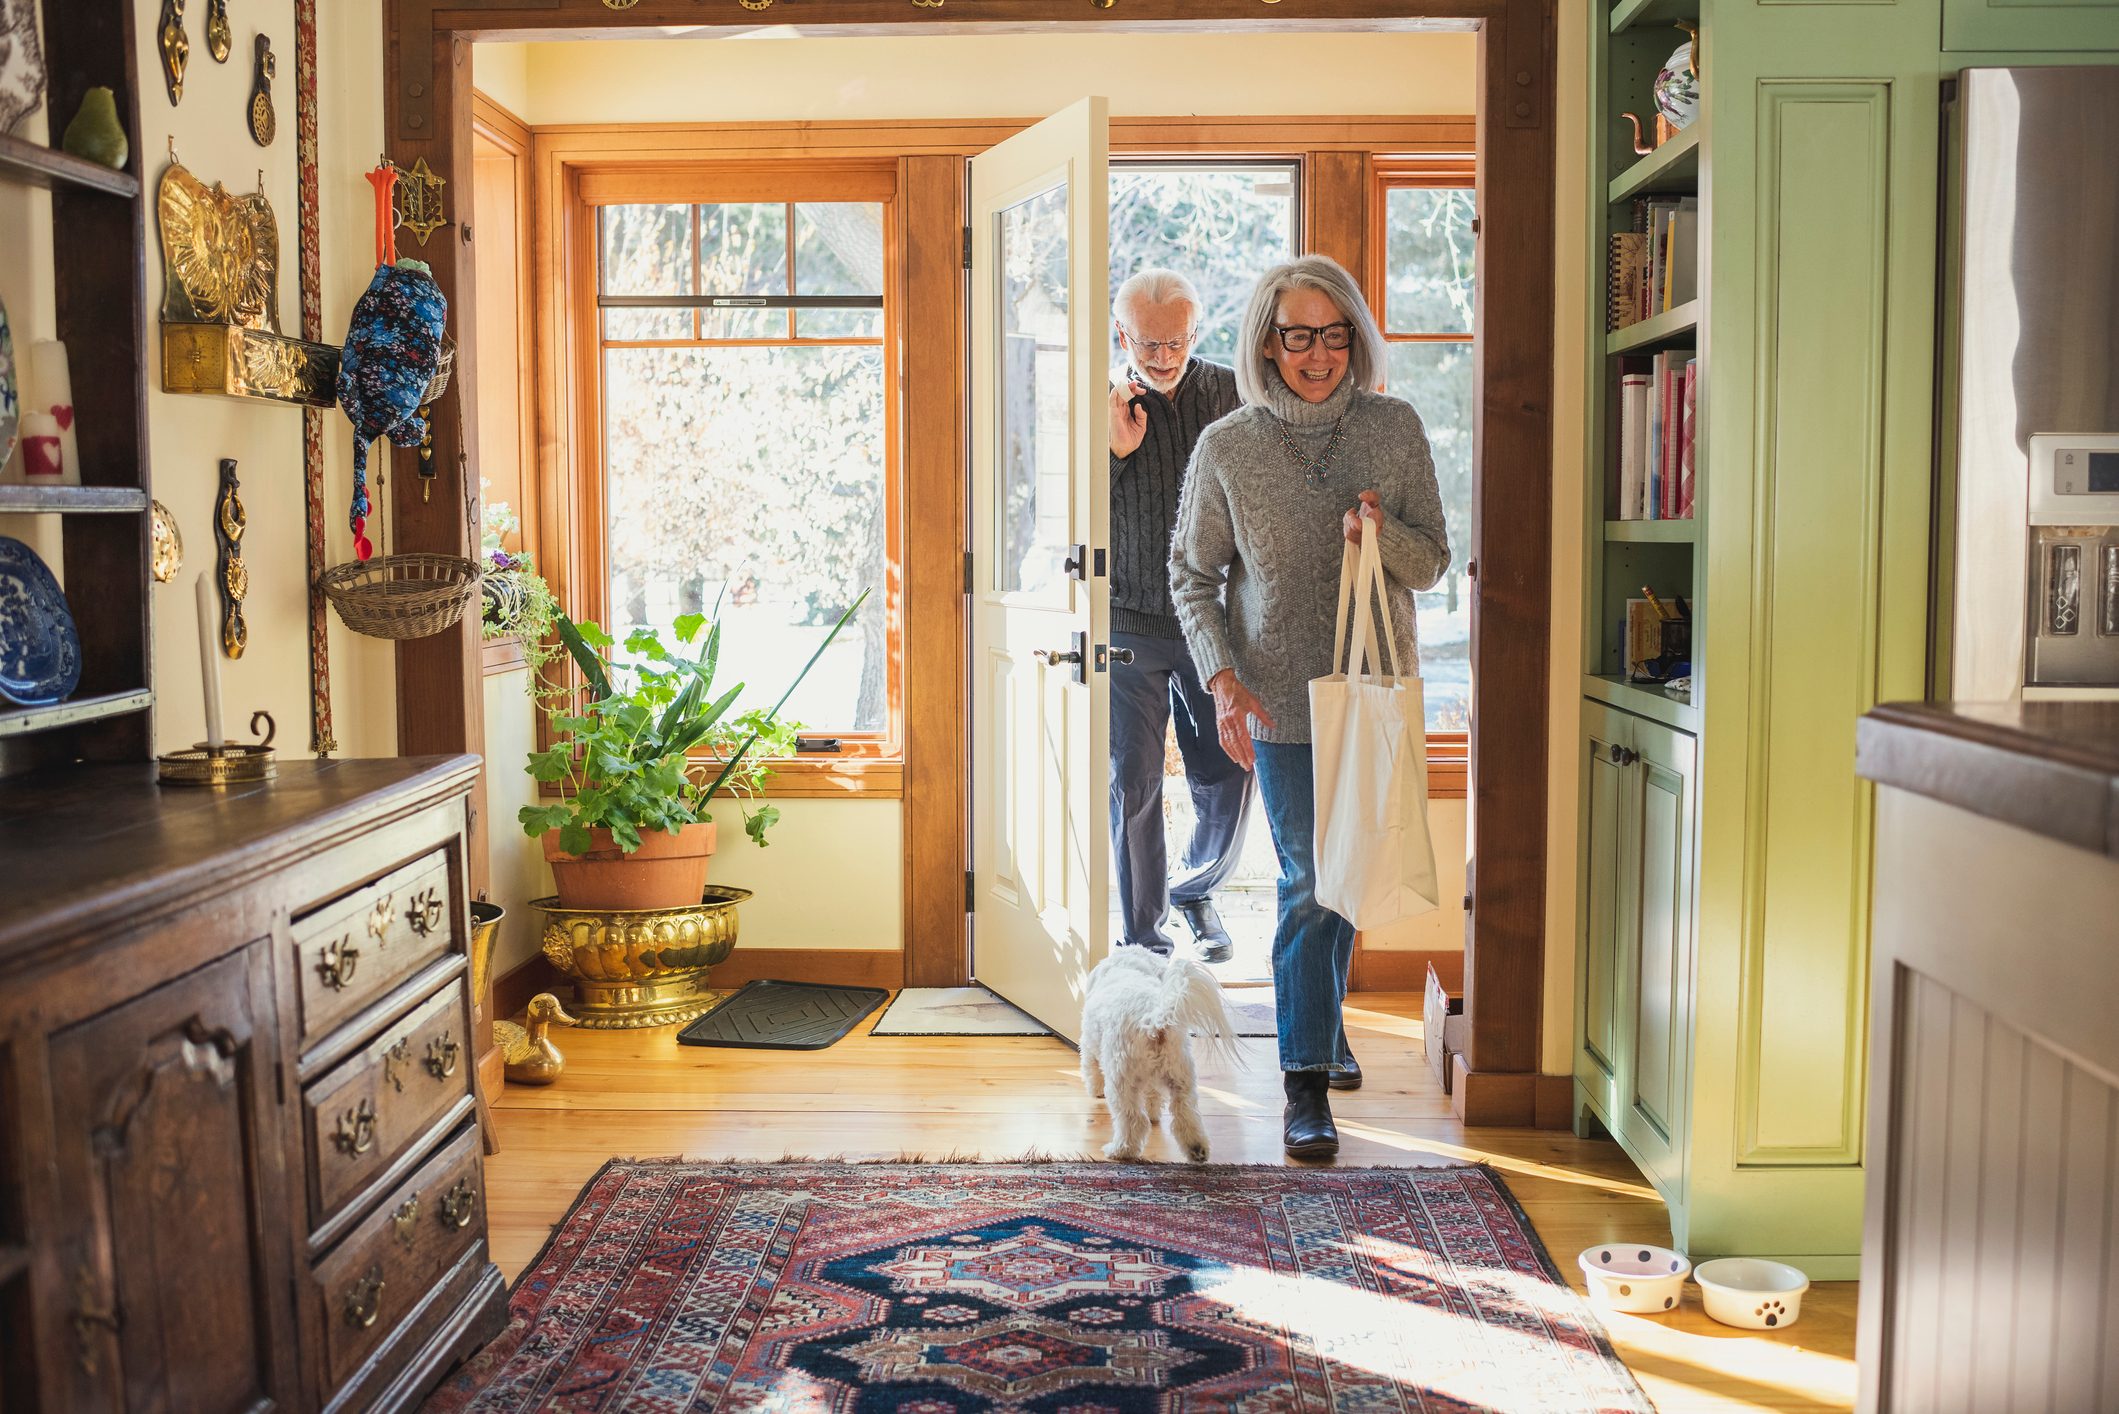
[304,981,473,1228]
[293,850,456,1045]
[309,1122,485,1394]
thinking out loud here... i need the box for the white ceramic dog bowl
[1692,1257,1809,1329]
[1576,1243,1691,1314]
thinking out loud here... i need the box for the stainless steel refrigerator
[1936,66,2119,703]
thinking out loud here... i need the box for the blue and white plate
[0,535,82,706]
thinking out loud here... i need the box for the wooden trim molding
[401,0,1552,1106]
[1347,946,1461,993]
[481,636,527,676]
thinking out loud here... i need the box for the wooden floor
[484,991,1859,1413]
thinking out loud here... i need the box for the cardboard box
[1422,956,1466,1092]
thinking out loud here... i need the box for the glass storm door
[968,98,1111,1044]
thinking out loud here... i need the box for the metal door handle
[1107,646,1134,665]
[1032,648,1082,666]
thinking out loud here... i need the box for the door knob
[1033,648,1082,666]
[1107,646,1134,665]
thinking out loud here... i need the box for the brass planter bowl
[532,886,750,1029]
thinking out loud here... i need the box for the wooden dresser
[1854,701,2119,1413]
[0,757,506,1413]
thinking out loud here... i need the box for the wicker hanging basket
[320,551,481,640]
[422,336,456,405]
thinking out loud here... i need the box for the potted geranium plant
[519,593,865,911]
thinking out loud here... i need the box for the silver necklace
[1275,410,1350,486]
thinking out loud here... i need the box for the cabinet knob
[316,936,360,990]
[439,1177,477,1230]
[333,1098,378,1157]
[405,888,445,937]
[1606,743,1640,766]
[425,1030,461,1080]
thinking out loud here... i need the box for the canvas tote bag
[1309,518,1441,927]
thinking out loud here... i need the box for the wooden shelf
[1585,673,1697,732]
[1610,127,1699,204]
[1611,0,1699,34]
[1608,300,1699,355]
[0,485,148,514]
[0,132,139,198]
[1606,518,1697,543]
[0,689,154,740]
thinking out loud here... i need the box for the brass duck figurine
[496,993,575,1086]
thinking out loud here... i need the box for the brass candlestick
[158,710,278,786]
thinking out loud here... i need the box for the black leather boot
[1328,1046,1363,1091]
[1282,1071,1340,1159]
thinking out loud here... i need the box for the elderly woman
[1170,254,1449,1158]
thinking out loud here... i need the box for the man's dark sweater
[1110,358,1240,639]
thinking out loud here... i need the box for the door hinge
[962,226,973,270]
[965,870,977,913]
[275,1058,286,1105]
[963,551,974,594]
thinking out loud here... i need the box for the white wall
[1,5,398,757]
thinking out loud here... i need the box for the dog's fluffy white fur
[1080,947,1239,1163]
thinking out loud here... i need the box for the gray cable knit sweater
[1170,365,1450,744]
[1110,358,1240,638]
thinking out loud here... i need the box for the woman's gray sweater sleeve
[1375,409,1451,592]
[1170,441,1239,687]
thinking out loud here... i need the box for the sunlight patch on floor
[1332,1121,1662,1199]
[1609,1311,1858,1413]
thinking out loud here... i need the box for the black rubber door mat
[676,980,889,1050]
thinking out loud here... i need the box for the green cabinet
[1943,0,2119,51]
[1575,701,1696,1200]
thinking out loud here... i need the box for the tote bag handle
[1329,516,1403,682]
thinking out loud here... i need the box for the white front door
[968,98,1112,1044]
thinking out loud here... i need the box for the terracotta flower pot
[542,820,717,912]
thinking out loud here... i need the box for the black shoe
[1121,934,1176,957]
[1328,1048,1363,1091]
[1282,1071,1340,1159]
[1173,898,1234,964]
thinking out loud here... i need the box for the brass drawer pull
[316,935,359,990]
[405,887,446,937]
[367,892,395,945]
[382,1036,413,1092]
[343,1265,385,1329]
[332,1098,378,1157]
[392,1192,421,1248]
[425,1030,460,1080]
[439,1178,477,1230]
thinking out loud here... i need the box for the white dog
[1080,947,1239,1163]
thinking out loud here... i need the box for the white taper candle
[195,570,225,750]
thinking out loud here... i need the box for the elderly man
[1106,268,1250,962]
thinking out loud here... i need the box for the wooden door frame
[386,0,1555,1124]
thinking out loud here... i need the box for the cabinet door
[44,943,296,1414]
[1617,718,1696,1193]
[1575,702,1631,1126]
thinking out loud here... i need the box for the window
[1376,162,1476,733]
[591,174,898,754]
[1109,161,1299,368]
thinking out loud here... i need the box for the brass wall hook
[204,0,230,62]
[158,0,189,105]
[249,34,276,146]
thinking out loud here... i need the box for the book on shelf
[1679,357,1698,519]
[1619,364,1649,519]
[1607,196,1699,328]
[1607,231,1647,330]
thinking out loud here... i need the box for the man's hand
[1342,489,1383,545]
[1208,669,1274,770]
[1109,378,1148,459]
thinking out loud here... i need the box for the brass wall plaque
[393,156,447,247]
[158,161,340,407]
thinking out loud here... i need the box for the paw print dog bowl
[1693,1257,1809,1329]
[1576,1243,1691,1314]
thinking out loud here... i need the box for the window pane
[796,307,883,340]
[1384,340,1474,730]
[995,184,1072,597]
[795,202,885,296]
[604,344,888,734]
[603,306,692,342]
[601,203,692,296]
[1384,187,1476,335]
[698,202,789,297]
[1109,164,1297,369]
[699,306,785,340]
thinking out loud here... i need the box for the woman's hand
[1208,669,1275,770]
[1342,489,1383,545]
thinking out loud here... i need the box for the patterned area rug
[425,1161,1654,1412]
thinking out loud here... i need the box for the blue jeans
[1108,631,1254,949]
[1253,740,1355,1073]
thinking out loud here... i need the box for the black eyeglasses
[1271,322,1354,352]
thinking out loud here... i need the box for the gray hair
[1233,254,1388,408]
[1112,267,1200,325]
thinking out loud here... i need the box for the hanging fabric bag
[1309,516,1441,928]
